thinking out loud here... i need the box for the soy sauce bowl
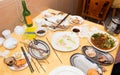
[71,26,80,33]
[35,27,47,36]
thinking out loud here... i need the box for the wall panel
[0,0,83,35]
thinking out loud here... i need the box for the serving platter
[70,53,102,75]
[49,66,85,75]
[81,46,114,66]
[28,39,50,60]
[89,31,119,52]
[51,32,80,51]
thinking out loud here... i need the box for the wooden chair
[111,0,120,17]
[81,0,113,22]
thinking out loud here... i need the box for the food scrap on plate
[4,52,31,70]
[51,32,80,51]
[82,46,114,66]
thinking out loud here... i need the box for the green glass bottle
[22,0,33,27]
[21,0,36,39]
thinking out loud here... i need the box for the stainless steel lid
[112,17,120,25]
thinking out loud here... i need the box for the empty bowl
[0,37,5,46]
[14,26,25,35]
[2,29,12,39]
[3,38,18,49]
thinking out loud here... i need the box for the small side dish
[4,52,31,70]
[72,28,80,33]
[69,16,84,24]
[71,26,80,33]
[35,27,47,36]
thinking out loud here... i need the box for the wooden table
[0,9,120,75]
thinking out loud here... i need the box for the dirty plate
[69,15,84,24]
[82,46,114,66]
[28,39,50,60]
[51,32,80,51]
[8,52,31,71]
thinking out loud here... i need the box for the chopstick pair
[46,37,63,64]
[44,13,70,29]
[54,13,70,29]
[24,44,46,73]
[21,47,34,73]
[24,45,40,73]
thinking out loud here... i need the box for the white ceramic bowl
[2,29,11,39]
[14,26,25,35]
[3,38,18,49]
[35,27,47,36]
[0,37,5,46]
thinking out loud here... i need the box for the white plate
[51,32,80,51]
[49,66,85,75]
[70,53,102,75]
[89,31,119,52]
[69,15,84,24]
[8,52,31,71]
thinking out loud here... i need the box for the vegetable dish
[91,33,115,50]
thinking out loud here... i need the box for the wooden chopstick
[24,45,40,73]
[21,47,34,73]
[46,37,63,64]
[56,13,70,26]
[36,59,46,72]
[31,59,40,73]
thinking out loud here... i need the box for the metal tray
[70,53,102,75]
[28,39,50,60]
[81,46,114,66]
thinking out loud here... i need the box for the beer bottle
[22,0,33,27]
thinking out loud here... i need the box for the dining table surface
[0,9,120,75]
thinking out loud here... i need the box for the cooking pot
[105,17,120,34]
